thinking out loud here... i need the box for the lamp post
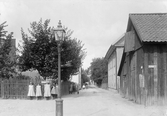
[54,20,66,116]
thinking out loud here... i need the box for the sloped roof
[129,13,167,42]
[105,35,125,60]
[105,45,116,60]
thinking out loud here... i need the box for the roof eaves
[105,45,116,60]
[129,13,167,15]
[143,40,167,42]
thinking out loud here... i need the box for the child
[51,83,56,99]
[27,82,35,100]
[69,83,73,94]
[36,83,42,100]
[76,84,79,94]
[44,82,51,100]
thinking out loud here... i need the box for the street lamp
[54,20,66,116]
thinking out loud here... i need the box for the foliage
[15,73,30,80]
[81,68,90,85]
[18,19,86,81]
[0,21,16,79]
[90,57,107,86]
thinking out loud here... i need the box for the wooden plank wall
[163,46,167,104]
[158,45,166,105]
[126,54,130,99]
[120,44,167,106]
[136,48,143,104]
[143,44,167,106]
[120,57,128,98]
[119,71,124,97]
[130,52,135,101]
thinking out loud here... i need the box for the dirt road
[0,85,167,116]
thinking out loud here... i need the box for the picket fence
[1,78,30,99]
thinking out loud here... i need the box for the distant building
[105,36,125,91]
[70,67,82,88]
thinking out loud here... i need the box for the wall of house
[120,59,126,97]
[108,51,116,89]
[142,44,167,105]
[120,43,167,106]
[116,47,124,92]
[70,67,82,89]
[119,28,145,104]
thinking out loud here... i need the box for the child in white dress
[44,82,51,100]
[51,83,58,99]
[27,82,35,100]
[51,84,56,99]
[36,84,42,100]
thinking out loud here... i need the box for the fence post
[1,81,4,99]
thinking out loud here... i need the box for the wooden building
[105,36,124,91]
[118,13,167,105]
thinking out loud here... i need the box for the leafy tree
[18,19,86,81]
[90,57,107,86]
[81,68,90,85]
[0,21,16,79]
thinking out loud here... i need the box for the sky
[1,0,167,69]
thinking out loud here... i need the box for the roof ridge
[129,13,167,15]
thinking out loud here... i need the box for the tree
[81,68,90,86]
[90,57,107,86]
[0,21,16,79]
[18,19,86,81]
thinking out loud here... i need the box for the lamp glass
[56,31,63,38]
[55,30,65,41]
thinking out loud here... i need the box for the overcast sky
[1,0,167,69]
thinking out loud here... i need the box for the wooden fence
[61,81,70,96]
[1,78,30,99]
[0,76,73,99]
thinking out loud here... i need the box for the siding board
[159,46,165,104]
[147,47,154,106]
[144,47,148,106]
[154,46,158,105]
